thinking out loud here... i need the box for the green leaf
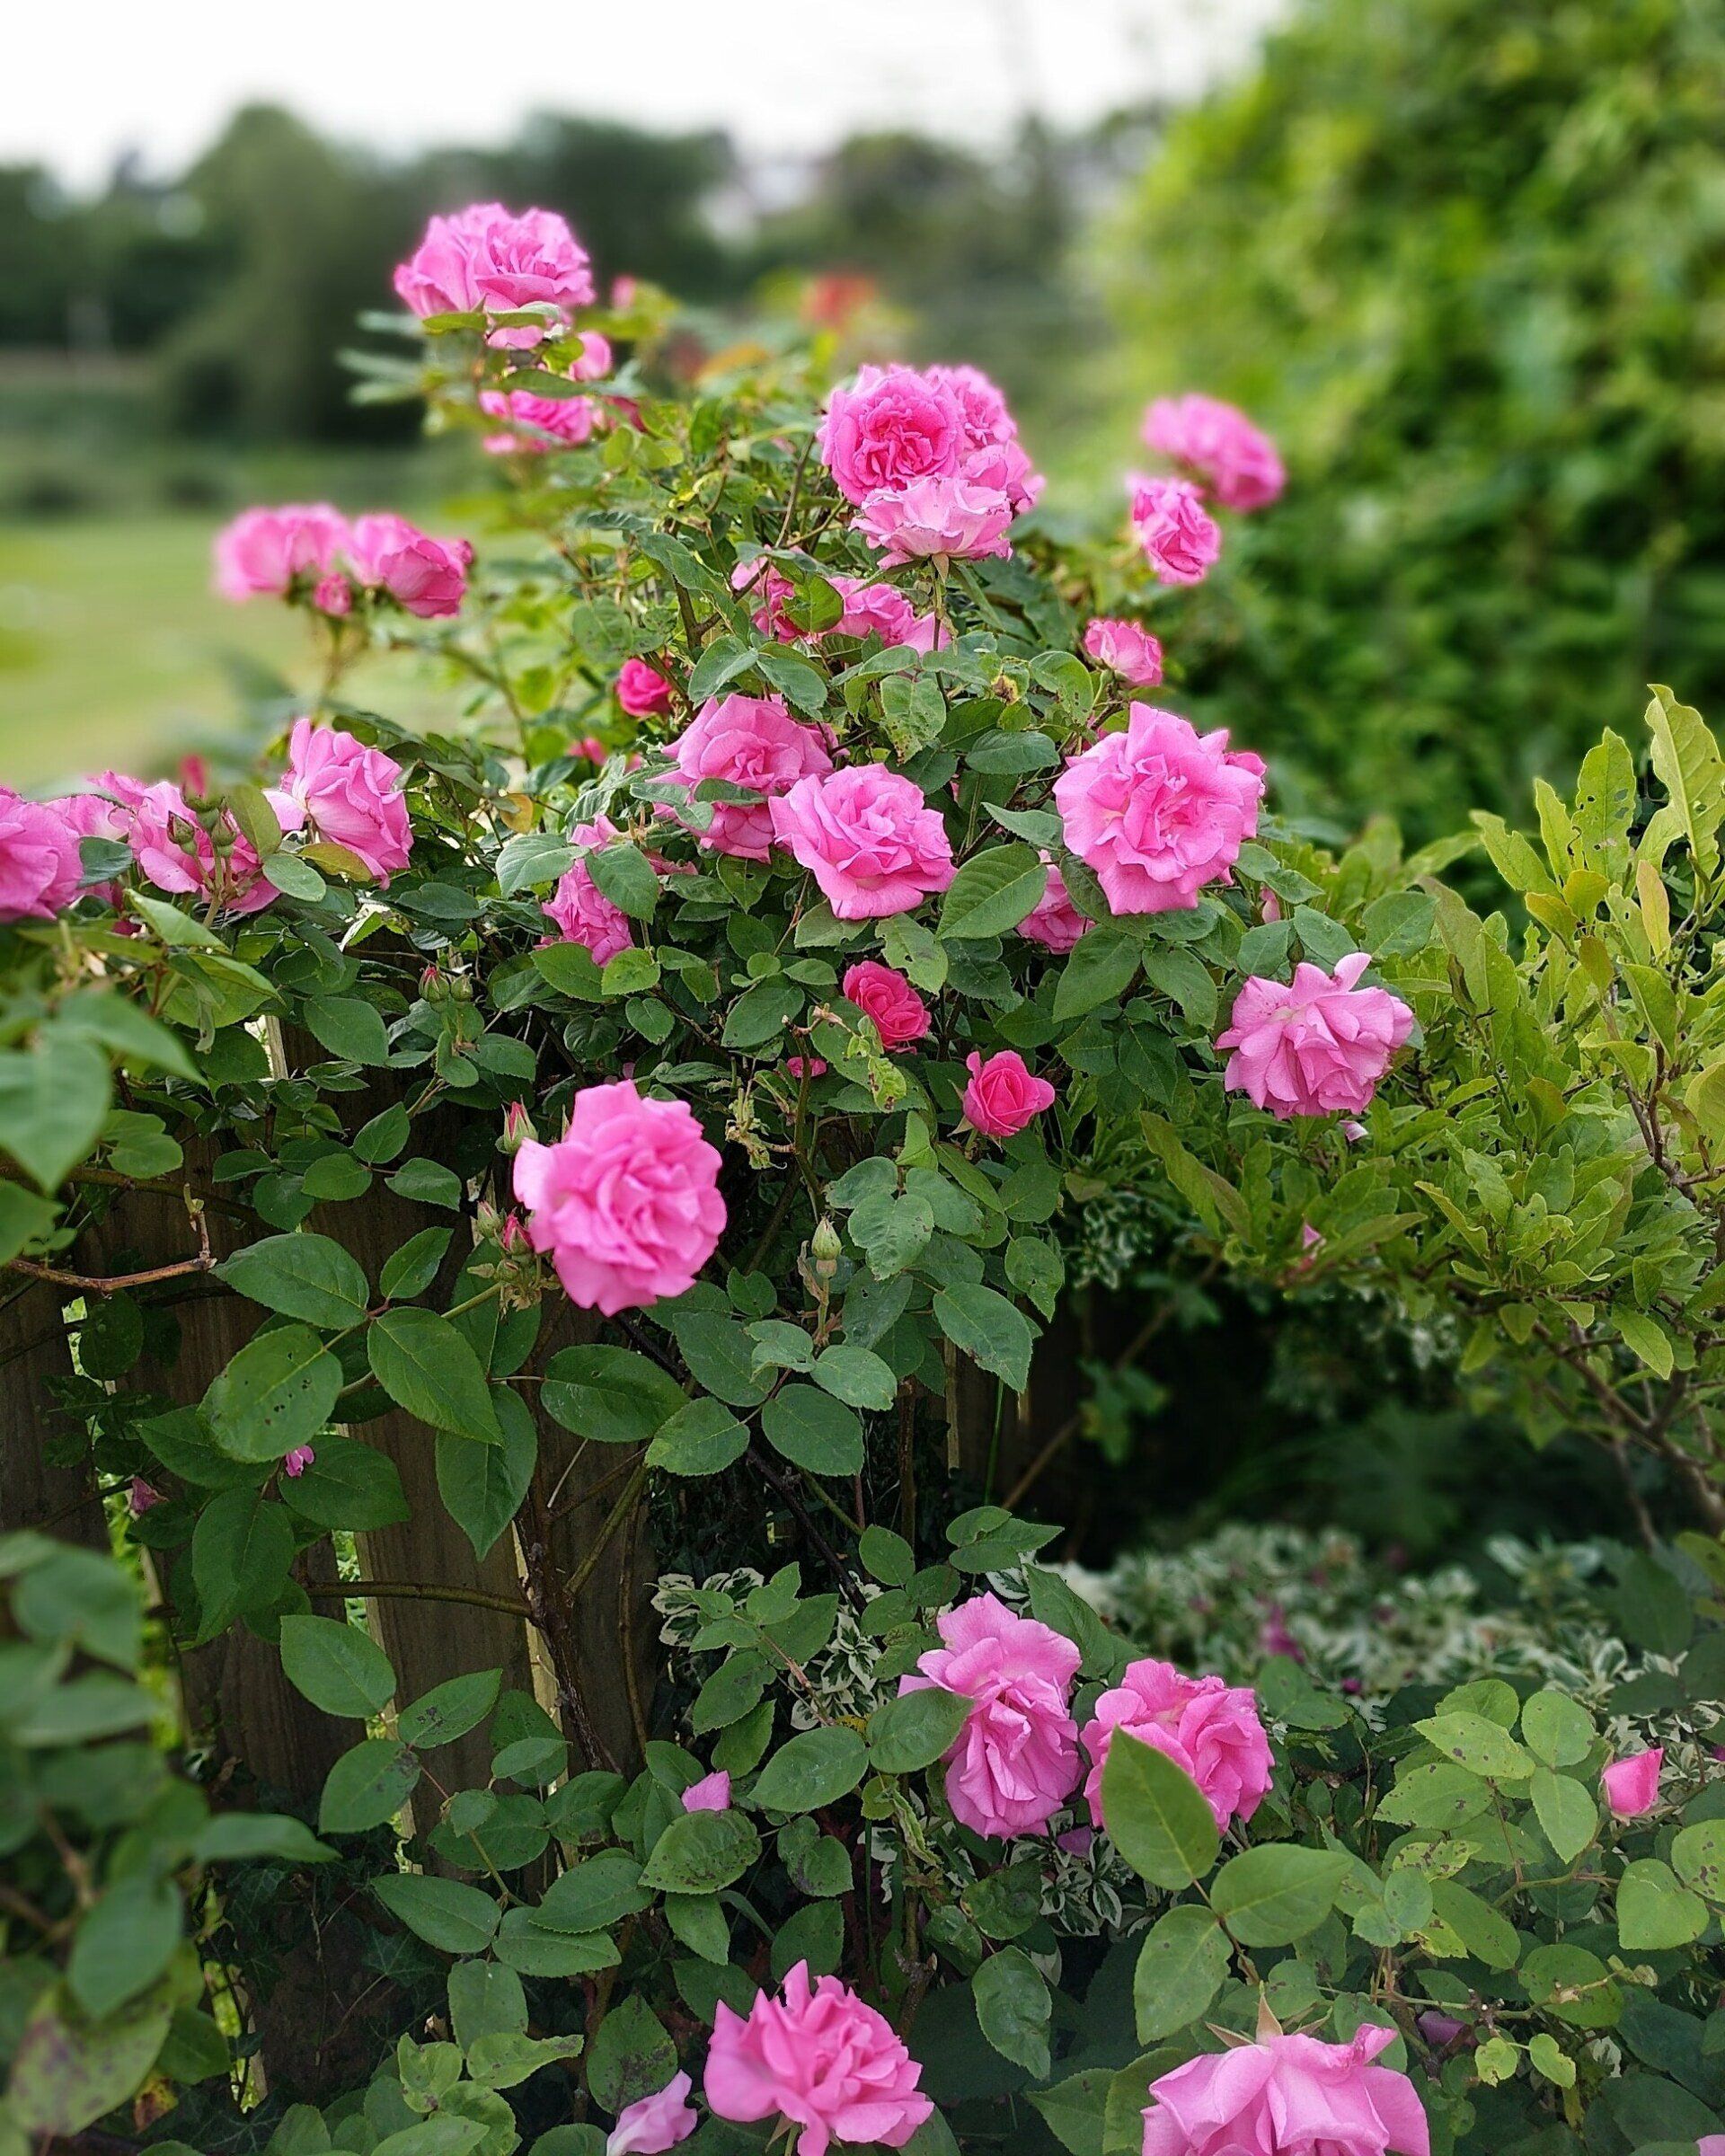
[279,1433,405,1529]
[449,1960,528,2051]
[1521,1689,1595,1768]
[319,1737,420,1834]
[867,1685,969,1774]
[810,1343,898,1410]
[1671,1818,1725,1901]
[497,832,576,896]
[859,1524,916,1586]
[1618,1858,1710,1949]
[203,1323,343,1462]
[1530,1767,1598,1864]
[664,1891,730,1964]
[542,1347,686,1444]
[0,1030,111,1189]
[218,1233,371,1330]
[1028,2069,1112,2156]
[721,975,804,1050]
[1414,1710,1535,1781]
[585,1996,677,2116]
[304,995,393,1065]
[938,844,1048,942]
[1209,1845,1349,1946]
[398,1668,501,1751]
[761,1384,864,1476]
[973,1947,1051,2077]
[639,1808,762,1894]
[190,1813,335,1864]
[1426,1880,1522,1968]
[751,1726,868,1813]
[535,1851,652,1933]
[7,1983,174,2137]
[367,1308,501,1443]
[279,1614,396,1718]
[1645,684,1725,879]
[1616,1306,1675,1379]
[646,1396,748,1477]
[190,1488,295,1636]
[436,1390,537,1559]
[933,1284,1035,1392]
[381,1227,454,1303]
[1053,929,1141,1023]
[1133,1903,1232,2041]
[374,1874,501,1955]
[67,1875,181,2019]
[586,842,659,921]
[1099,1731,1220,1889]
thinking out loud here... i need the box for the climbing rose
[479,384,597,454]
[842,960,930,1050]
[347,513,473,619]
[818,363,965,505]
[1017,860,1091,953]
[682,1771,731,1813]
[900,1591,1081,1839]
[667,695,834,861]
[213,504,348,601]
[1054,705,1265,915]
[540,819,637,969]
[1083,617,1164,687]
[961,1050,1057,1140]
[615,658,675,718]
[0,791,85,923]
[704,1961,933,2155]
[770,767,954,920]
[854,474,1013,567]
[280,720,412,883]
[100,774,280,916]
[1082,1656,1273,1833]
[1602,1746,1663,1818]
[1217,954,1414,1119]
[827,576,946,651]
[1130,475,1221,585]
[1143,392,1286,512]
[1140,2025,1429,2156]
[512,1078,725,1315]
[393,203,595,344]
[606,2074,698,2156]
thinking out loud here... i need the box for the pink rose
[926,363,1044,509]
[280,719,412,884]
[668,695,835,861]
[704,1961,933,2156]
[961,1050,1057,1141]
[1217,953,1415,1119]
[682,1771,731,1813]
[0,791,85,923]
[784,1055,827,1080]
[1130,476,1221,585]
[541,818,637,968]
[100,773,282,916]
[50,788,131,907]
[314,573,353,617]
[394,202,595,346]
[347,513,473,620]
[900,1591,1081,1838]
[1017,859,1091,953]
[1082,1655,1273,1833]
[1053,705,1265,915]
[616,658,676,719]
[1143,393,1285,512]
[1602,1745,1663,1818]
[512,1079,725,1315]
[730,559,801,642]
[213,504,349,602]
[572,331,614,379]
[282,1445,315,1478]
[818,364,965,505]
[827,577,946,652]
[842,960,930,1050]
[769,767,954,921]
[1141,2025,1429,2156]
[479,385,597,454]
[854,475,1013,567]
[1083,617,1164,687]
[607,2073,697,2156]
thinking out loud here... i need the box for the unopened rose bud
[420,964,446,1003]
[810,1217,842,1265]
[500,1101,535,1155]
[449,974,474,1003]
[500,1212,530,1256]
[475,1197,503,1241]
[282,1445,315,1479]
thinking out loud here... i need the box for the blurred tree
[1104,0,1725,838]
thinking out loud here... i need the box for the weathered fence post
[0,1276,107,1547]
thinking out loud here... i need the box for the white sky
[4,0,1284,190]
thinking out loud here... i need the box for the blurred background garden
[4,0,1721,1568]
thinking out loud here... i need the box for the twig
[10,1208,216,1296]
[304,1578,534,1621]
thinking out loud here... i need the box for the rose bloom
[100,773,280,916]
[667,694,835,861]
[1217,953,1415,1119]
[730,558,801,642]
[1130,475,1222,585]
[1083,617,1164,687]
[961,1049,1057,1140]
[616,658,676,719]
[818,363,965,505]
[1602,1745,1663,1818]
[512,1078,725,1314]
[49,788,132,906]
[1017,858,1091,953]
[682,1770,731,1814]
[927,362,1044,510]
[1054,705,1266,916]
[479,384,597,454]
[282,1445,315,1478]
[313,573,352,616]
[0,791,86,923]
[842,960,930,1050]
[827,576,946,652]
[541,818,637,968]
[900,1591,1081,1838]
[854,475,1014,568]
[1082,1656,1273,1833]
[705,1961,933,2156]
[279,719,412,883]
[213,504,348,602]
[784,1056,827,1080]
[1141,2025,1429,2156]
[1143,392,1286,513]
[769,766,954,921]
[394,202,595,345]
[347,513,473,620]
[606,2074,697,2156]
